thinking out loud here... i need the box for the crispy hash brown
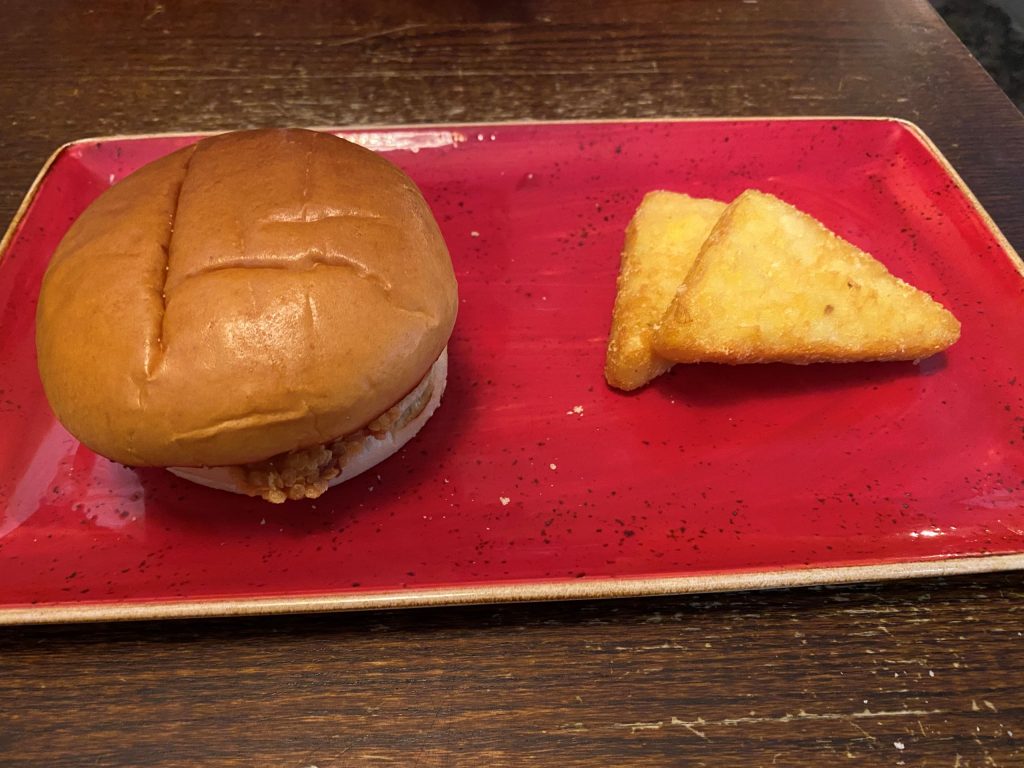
[605,191,727,390]
[653,190,961,364]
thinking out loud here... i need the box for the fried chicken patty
[235,369,438,503]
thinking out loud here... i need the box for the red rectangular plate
[1,118,1023,624]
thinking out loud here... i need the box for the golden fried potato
[605,191,727,390]
[653,190,961,364]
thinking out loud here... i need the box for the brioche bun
[36,128,457,496]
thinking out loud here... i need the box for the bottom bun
[168,348,448,501]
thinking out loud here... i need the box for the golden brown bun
[36,128,458,467]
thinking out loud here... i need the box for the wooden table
[2,1,1022,765]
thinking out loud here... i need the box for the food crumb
[470,230,480,237]
[549,463,557,470]
[499,496,511,506]
[260,518,266,525]
[566,405,584,416]
[894,741,905,751]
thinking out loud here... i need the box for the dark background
[932,0,1024,108]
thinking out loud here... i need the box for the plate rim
[2,552,1023,625]
[4,117,1020,275]
[3,116,1023,624]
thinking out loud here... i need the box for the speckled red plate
[1,118,1022,624]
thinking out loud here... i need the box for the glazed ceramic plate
[1,118,1022,625]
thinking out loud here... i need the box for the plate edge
[3,553,1023,626]
[892,117,1024,277]
[2,117,882,263]
[0,142,73,265]
[8,117,1018,277]
[33,115,901,146]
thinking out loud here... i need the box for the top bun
[36,128,458,467]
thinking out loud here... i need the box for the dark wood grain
[2,0,1023,251]
[2,575,1023,766]
[1,0,1023,765]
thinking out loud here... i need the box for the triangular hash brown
[653,190,961,364]
[605,191,727,390]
